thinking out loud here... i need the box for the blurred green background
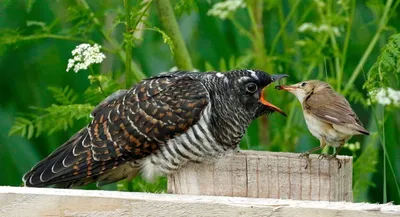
[0,0,399,204]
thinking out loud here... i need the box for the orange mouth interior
[260,88,287,117]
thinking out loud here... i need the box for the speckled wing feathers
[23,74,209,187]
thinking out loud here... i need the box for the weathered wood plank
[0,186,399,217]
[168,150,353,201]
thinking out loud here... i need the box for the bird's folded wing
[88,75,209,161]
[304,88,364,128]
[23,74,209,187]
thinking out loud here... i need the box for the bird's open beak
[259,74,288,117]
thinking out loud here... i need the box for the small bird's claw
[299,152,311,169]
[318,153,329,159]
[299,152,310,159]
[319,154,342,169]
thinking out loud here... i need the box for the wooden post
[168,150,353,202]
[1,187,399,217]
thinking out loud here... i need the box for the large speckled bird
[23,69,287,188]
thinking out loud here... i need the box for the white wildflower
[318,24,341,36]
[66,43,106,73]
[298,23,341,36]
[369,87,400,106]
[207,0,246,20]
[298,23,318,33]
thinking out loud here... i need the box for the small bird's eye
[301,82,307,87]
[245,83,258,93]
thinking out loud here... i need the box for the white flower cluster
[369,87,400,106]
[66,43,106,73]
[207,0,246,20]
[298,22,341,36]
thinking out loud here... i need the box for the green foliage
[353,140,379,198]
[173,0,198,16]
[117,176,167,193]
[145,27,174,55]
[9,104,93,139]
[85,75,124,104]
[364,33,400,91]
[204,54,254,71]
[47,86,78,105]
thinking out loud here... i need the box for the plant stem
[247,0,271,144]
[247,1,267,70]
[77,0,146,82]
[305,34,330,79]
[329,28,342,91]
[133,0,153,31]
[13,34,91,43]
[155,0,193,70]
[269,0,301,55]
[229,18,255,40]
[343,0,394,94]
[370,105,400,202]
[381,108,387,203]
[124,0,133,88]
[340,0,356,77]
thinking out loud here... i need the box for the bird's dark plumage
[23,69,287,188]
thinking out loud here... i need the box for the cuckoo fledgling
[23,69,287,188]
[277,80,369,163]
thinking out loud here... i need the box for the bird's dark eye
[245,83,258,93]
[301,82,307,87]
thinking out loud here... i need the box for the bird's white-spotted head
[277,80,327,103]
[217,69,288,118]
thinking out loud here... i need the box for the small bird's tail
[22,127,132,188]
[352,123,370,136]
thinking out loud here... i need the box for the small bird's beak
[259,74,288,117]
[276,85,298,92]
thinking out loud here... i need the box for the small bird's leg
[331,142,344,158]
[299,137,326,158]
[320,140,345,169]
[318,138,330,159]
[300,137,326,169]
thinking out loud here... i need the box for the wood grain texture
[168,150,353,201]
[1,186,399,217]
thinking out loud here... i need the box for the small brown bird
[277,80,369,163]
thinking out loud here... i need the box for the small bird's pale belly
[303,112,351,147]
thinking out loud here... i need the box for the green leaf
[25,0,36,13]
[8,117,32,138]
[204,61,215,71]
[364,33,400,92]
[9,104,94,139]
[145,27,174,55]
[48,86,78,105]
[174,0,198,16]
[85,74,123,104]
